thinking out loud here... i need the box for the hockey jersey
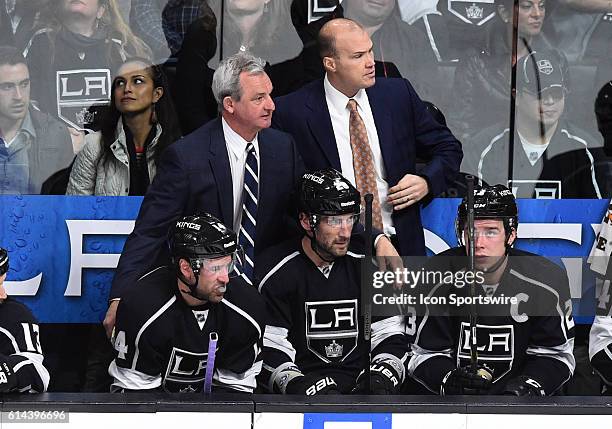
[588,201,612,390]
[409,247,575,395]
[25,27,127,132]
[109,266,266,393]
[0,298,49,392]
[258,237,409,393]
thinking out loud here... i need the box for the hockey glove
[503,375,546,396]
[354,358,403,394]
[440,365,492,395]
[286,373,340,395]
[0,361,17,393]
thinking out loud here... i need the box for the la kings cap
[518,49,567,94]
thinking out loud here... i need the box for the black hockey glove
[0,361,17,393]
[503,375,546,396]
[440,365,492,395]
[286,373,340,395]
[354,358,403,394]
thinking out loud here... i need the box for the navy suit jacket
[110,118,305,298]
[272,78,462,256]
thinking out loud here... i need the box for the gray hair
[212,52,267,110]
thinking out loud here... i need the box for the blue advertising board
[0,196,608,323]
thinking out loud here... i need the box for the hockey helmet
[455,184,518,245]
[0,248,8,276]
[299,169,361,228]
[170,213,239,279]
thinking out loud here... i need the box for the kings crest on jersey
[457,323,515,382]
[447,0,496,25]
[163,346,215,393]
[305,299,359,363]
[56,69,111,131]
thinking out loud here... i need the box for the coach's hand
[387,174,429,210]
[103,300,120,339]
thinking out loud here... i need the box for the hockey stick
[361,193,374,394]
[0,248,8,276]
[203,331,218,394]
[465,175,479,369]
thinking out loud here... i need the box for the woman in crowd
[66,57,180,196]
[24,0,150,134]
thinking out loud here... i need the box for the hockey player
[588,200,612,394]
[408,185,575,395]
[259,169,409,395]
[109,214,266,393]
[0,247,49,393]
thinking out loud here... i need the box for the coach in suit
[103,52,304,336]
[272,18,462,257]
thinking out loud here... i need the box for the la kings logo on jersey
[163,346,214,392]
[56,69,111,131]
[305,299,358,363]
[457,323,515,382]
[448,0,497,26]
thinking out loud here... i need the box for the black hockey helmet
[0,248,8,276]
[455,184,518,246]
[170,214,239,289]
[299,169,360,227]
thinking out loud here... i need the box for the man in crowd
[0,247,49,393]
[272,18,462,258]
[110,214,265,392]
[0,46,73,194]
[408,185,575,395]
[259,169,409,394]
[472,49,605,199]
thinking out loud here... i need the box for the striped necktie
[238,143,258,284]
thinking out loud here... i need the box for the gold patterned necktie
[347,99,383,230]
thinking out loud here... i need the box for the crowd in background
[1,0,612,198]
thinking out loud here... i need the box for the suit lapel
[257,130,277,242]
[366,85,394,174]
[306,81,342,168]
[208,120,234,225]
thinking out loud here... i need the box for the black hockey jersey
[110,266,266,393]
[0,298,49,392]
[409,247,575,395]
[25,27,127,132]
[259,237,409,393]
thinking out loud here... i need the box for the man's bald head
[318,18,365,58]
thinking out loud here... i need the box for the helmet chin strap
[176,263,205,299]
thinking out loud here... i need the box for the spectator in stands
[0,46,73,194]
[450,0,551,141]
[596,80,612,156]
[395,0,449,62]
[542,0,612,63]
[66,57,180,196]
[472,49,605,199]
[161,0,210,58]
[0,0,46,51]
[24,0,150,135]
[207,0,302,68]
[173,1,218,134]
[0,247,50,393]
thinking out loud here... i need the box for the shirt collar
[324,73,368,113]
[222,117,259,160]
[18,109,36,140]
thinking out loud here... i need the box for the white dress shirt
[222,117,260,233]
[323,74,395,234]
